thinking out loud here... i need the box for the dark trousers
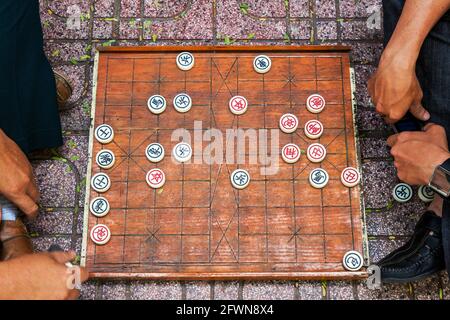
[383,0,450,275]
[0,0,62,154]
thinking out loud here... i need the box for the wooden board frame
[81,45,368,280]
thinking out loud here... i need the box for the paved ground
[30,0,450,300]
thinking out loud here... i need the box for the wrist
[381,45,418,71]
[435,150,450,167]
[428,150,450,183]
[428,152,450,198]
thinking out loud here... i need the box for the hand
[387,124,450,185]
[368,51,429,124]
[0,251,89,300]
[0,129,40,218]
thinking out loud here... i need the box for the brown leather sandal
[54,71,73,110]
[0,219,33,261]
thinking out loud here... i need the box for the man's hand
[387,124,450,185]
[368,52,429,124]
[0,251,88,300]
[0,129,40,218]
[368,0,450,124]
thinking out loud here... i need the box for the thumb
[49,251,76,264]
[410,103,430,121]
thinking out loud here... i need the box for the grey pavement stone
[80,280,99,300]
[54,64,89,104]
[143,0,214,40]
[75,235,83,254]
[60,103,91,132]
[317,21,337,41]
[185,281,211,300]
[102,281,129,300]
[356,281,411,300]
[44,40,90,65]
[290,0,311,18]
[340,20,383,41]
[40,4,91,40]
[143,0,190,17]
[328,281,355,300]
[367,238,407,264]
[242,281,296,300]
[246,0,287,18]
[121,0,140,17]
[130,281,183,300]
[213,281,240,300]
[362,161,397,209]
[340,0,382,18]
[296,281,323,300]
[441,272,450,300]
[413,275,441,300]
[216,0,286,40]
[32,160,77,207]
[60,135,89,180]
[94,0,115,17]
[346,42,383,65]
[366,201,426,236]
[354,64,377,108]
[314,0,336,18]
[290,20,313,41]
[26,210,74,235]
[356,110,389,132]
[93,19,114,39]
[360,138,390,159]
[31,235,72,252]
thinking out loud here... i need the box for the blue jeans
[383,0,450,275]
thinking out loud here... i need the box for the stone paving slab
[29,0,447,300]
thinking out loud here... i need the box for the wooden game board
[81,46,367,280]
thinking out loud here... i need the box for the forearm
[384,0,450,65]
[0,261,19,299]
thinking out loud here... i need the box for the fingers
[423,123,435,131]
[8,193,39,218]
[410,103,430,121]
[387,134,399,147]
[26,179,40,203]
[423,123,449,150]
[423,122,445,133]
[50,251,76,264]
[375,103,404,124]
[388,130,438,147]
[384,110,406,124]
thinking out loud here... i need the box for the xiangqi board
[81,46,367,280]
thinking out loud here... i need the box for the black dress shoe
[376,211,441,266]
[376,211,445,283]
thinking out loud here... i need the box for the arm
[385,0,450,63]
[0,129,39,218]
[0,251,88,300]
[388,124,450,185]
[368,0,450,123]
